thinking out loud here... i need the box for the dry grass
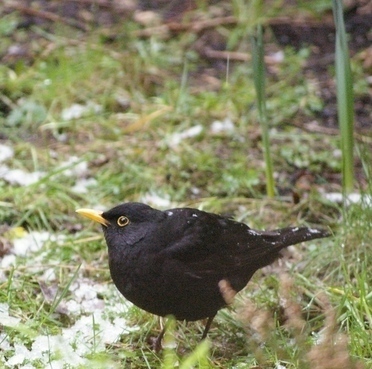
[238,274,366,369]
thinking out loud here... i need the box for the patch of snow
[167,125,203,147]
[323,192,371,206]
[0,229,139,367]
[140,193,172,208]
[12,231,65,256]
[40,267,57,282]
[61,103,102,121]
[0,303,21,327]
[5,343,30,367]
[210,118,235,134]
[0,144,14,162]
[2,285,136,367]
[73,282,97,301]
[65,300,81,315]
[0,333,11,351]
[30,334,86,367]
[0,165,45,186]
[269,50,284,63]
[276,365,287,369]
[58,156,89,178]
[71,178,97,193]
[0,254,16,268]
[69,279,105,313]
[191,187,201,195]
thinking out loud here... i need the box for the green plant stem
[332,0,354,193]
[251,25,275,198]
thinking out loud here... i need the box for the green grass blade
[332,0,355,193]
[180,339,211,369]
[161,316,178,369]
[251,24,275,198]
[47,263,81,318]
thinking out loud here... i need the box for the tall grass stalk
[161,316,211,368]
[251,25,275,198]
[332,0,355,193]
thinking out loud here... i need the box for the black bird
[76,202,329,348]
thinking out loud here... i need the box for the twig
[134,15,236,38]
[6,3,89,31]
[201,48,250,61]
[201,47,283,65]
[291,120,371,143]
[269,16,334,28]
[54,0,135,12]
[55,0,118,7]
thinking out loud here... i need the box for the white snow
[210,118,235,134]
[0,165,45,186]
[1,296,136,367]
[323,192,371,206]
[12,231,65,256]
[71,178,98,193]
[58,156,89,178]
[0,303,21,327]
[61,103,102,121]
[0,144,14,162]
[0,229,137,367]
[140,192,172,208]
[167,125,203,147]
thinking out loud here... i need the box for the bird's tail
[246,226,330,270]
[260,226,330,249]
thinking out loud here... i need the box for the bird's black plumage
[76,202,330,344]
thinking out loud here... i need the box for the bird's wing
[161,210,263,260]
[159,209,218,261]
[158,209,258,274]
[160,208,327,271]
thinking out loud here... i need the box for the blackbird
[76,202,329,347]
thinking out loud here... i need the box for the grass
[252,24,275,197]
[332,0,355,194]
[0,1,371,368]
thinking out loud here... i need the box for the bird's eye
[117,216,130,227]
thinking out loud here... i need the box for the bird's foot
[151,327,165,352]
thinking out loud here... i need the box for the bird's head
[76,202,165,248]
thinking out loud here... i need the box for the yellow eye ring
[117,216,130,227]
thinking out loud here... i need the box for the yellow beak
[76,208,109,226]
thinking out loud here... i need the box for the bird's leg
[201,315,215,340]
[154,326,166,352]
